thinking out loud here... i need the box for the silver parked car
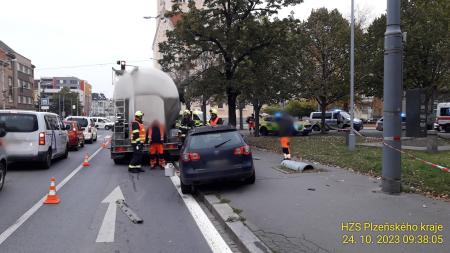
[0,128,8,191]
[0,110,69,169]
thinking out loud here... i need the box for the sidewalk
[213,148,450,253]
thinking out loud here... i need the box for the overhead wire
[35,59,156,70]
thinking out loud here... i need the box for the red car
[64,121,85,150]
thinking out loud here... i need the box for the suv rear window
[72,118,88,127]
[0,113,38,132]
[189,131,242,149]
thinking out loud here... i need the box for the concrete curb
[197,192,272,253]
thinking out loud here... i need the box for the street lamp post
[348,0,356,151]
[382,0,403,194]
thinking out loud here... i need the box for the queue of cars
[0,110,107,191]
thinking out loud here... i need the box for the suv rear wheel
[445,125,450,133]
[180,180,192,194]
[244,172,256,185]
[0,162,6,191]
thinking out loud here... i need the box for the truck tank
[113,68,180,129]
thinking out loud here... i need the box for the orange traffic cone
[44,177,60,204]
[83,153,90,167]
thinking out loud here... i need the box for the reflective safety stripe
[132,130,140,133]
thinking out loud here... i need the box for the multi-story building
[37,76,93,116]
[0,40,35,110]
[91,93,113,117]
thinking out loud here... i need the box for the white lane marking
[96,186,124,243]
[0,146,104,245]
[170,176,232,253]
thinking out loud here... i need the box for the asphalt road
[0,130,218,253]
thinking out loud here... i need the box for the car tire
[42,150,52,169]
[312,125,321,132]
[62,145,69,159]
[180,180,192,194]
[260,127,268,136]
[93,133,97,142]
[0,162,6,191]
[244,172,256,185]
[445,125,450,133]
[87,138,93,144]
[105,126,111,130]
[81,140,85,147]
[301,131,310,136]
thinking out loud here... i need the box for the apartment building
[0,40,35,110]
[37,76,92,116]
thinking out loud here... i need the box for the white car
[436,102,450,132]
[65,116,98,143]
[90,117,114,130]
[0,110,69,169]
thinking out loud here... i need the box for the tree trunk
[239,103,244,130]
[201,96,207,124]
[254,103,262,137]
[227,91,238,127]
[320,102,327,133]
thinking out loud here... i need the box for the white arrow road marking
[170,176,232,253]
[0,146,104,245]
[96,186,124,243]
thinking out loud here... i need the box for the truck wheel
[113,158,127,165]
[180,180,192,194]
[312,125,321,132]
[260,127,268,136]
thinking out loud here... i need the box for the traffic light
[116,60,126,71]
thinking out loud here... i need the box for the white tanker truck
[110,67,181,164]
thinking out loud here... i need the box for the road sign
[41,98,49,106]
[41,105,49,110]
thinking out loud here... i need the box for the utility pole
[348,0,356,151]
[382,0,403,194]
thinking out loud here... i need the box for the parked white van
[436,102,450,132]
[0,110,69,169]
[90,117,114,130]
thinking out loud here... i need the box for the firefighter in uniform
[129,111,146,173]
[208,109,223,126]
[147,119,165,169]
[180,110,195,132]
[275,112,294,160]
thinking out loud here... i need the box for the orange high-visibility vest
[130,121,146,144]
[209,117,219,126]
